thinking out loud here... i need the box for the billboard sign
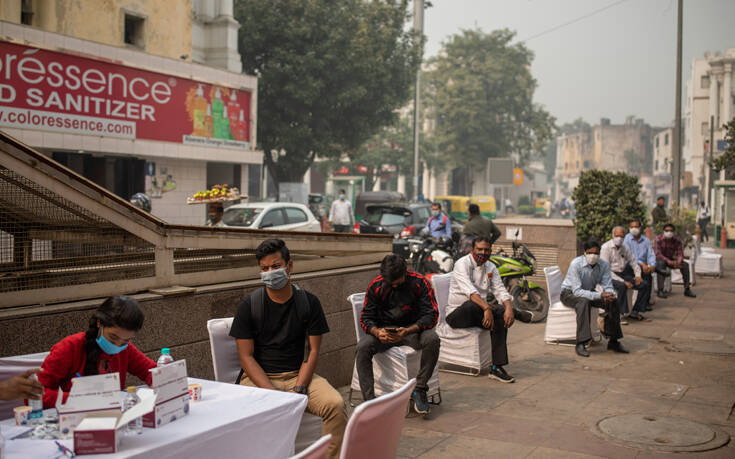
[0,40,252,149]
[487,158,514,185]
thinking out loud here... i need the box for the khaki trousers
[240,371,347,459]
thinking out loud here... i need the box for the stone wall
[0,265,379,388]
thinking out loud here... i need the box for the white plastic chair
[0,352,49,419]
[290,434,332,459]
[695,251,722,277]
[339,379,416,459]
[431,272,491,376]
[206,318,321,453]
[543,266,600,345]
[347,293,440,405]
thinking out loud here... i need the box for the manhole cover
[595,415,730,452]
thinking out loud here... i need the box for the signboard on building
[513,168,523,185]
[487,158,513,185]
[0,40,252,149]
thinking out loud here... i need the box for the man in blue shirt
[560,238,627,357]
[425,203,452,238]
[624,219,656,311]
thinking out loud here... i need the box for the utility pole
[671,0,683,205]
[708,115,714,205]
[412,0,424,201]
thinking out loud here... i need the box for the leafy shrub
[572,170,647,243]
[517,205,535,215]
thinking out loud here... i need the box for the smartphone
[384,327,399,333]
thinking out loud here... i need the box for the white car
[221,202,322,232]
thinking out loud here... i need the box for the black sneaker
[489,366,515,383]
[514,308,533,323]
[657,290,668,299]
[684,289,696,298]
[412,389,430,415]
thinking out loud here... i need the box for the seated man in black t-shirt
[356,254,440,415]
[230,239,347,459]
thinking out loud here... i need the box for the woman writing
[39,296,156,408]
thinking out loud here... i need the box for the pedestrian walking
[697,201,710,242]
[328,189,354,233]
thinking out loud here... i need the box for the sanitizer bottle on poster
[227,90,241,137]
[218,105,231,139]
[211,88,224,119]
[204,103,214,137]
[233,109,247,141]
[192,84,207,136]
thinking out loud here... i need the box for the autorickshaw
[469,196,497,219]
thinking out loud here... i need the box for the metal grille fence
[0,166,155,293]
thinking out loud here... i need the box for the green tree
[424,29,555,188]
[711,119,735,174]
[235,0,421,187]
[572,170,647,243]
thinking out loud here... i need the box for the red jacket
[38,332,156,409]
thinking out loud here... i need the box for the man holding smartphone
[356,254,440,415]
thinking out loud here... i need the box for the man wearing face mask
[230,239,347,459]
[357,254,440,415]
[560,239,627,358]
[600,226,648,321]
[328,189,353,233]
[654,223,696,298]
[624,219,656,311]
[426,203,452,238]
[446,236,533,383]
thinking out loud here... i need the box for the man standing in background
[652,196,668,228]
[329,189,354,233]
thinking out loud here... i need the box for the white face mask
[630,227,641,237]
[613,237,623,247]
[585,253,599,266]
[664,231,674,239]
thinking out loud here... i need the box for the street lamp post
[412,0,424,201]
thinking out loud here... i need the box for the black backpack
[235,285,311,384]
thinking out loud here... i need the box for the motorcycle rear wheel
[510,285,549,323]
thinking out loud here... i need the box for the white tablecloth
[1,378,308,459]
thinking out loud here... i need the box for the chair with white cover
[206,318,321,454]
[339,379,416,459]
[695,251,723,277]
[0,351,49,419]
[431,272,491,376]
[347,293,440,406]
[290,434,331,459]
[543,266,600,345]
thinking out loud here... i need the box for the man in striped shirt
[357,254,440,415]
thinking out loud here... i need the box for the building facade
[653,127,673,203]
[0,0,260,225]
[684,48,735,206]
[554,117,657,201]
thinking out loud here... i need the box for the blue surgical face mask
[96,326,128,355]
[431,210,440,217]
[339,194,345,200]
[261,267,289,290]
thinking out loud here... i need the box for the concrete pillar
[325,176,335,197]
[303,166,311,194]
[429,170,437,201]
[723,63,732,123]
[372,176,381,192]
[397,174,406,195]
[422,165,430,199]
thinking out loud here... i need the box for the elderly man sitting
[601,226,649,322]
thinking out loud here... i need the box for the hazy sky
[424,0,735,128]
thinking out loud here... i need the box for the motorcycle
[489,241,549,322]
[407,229,455,275]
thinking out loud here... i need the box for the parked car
[356,202,463,238]
[354,191,405,221]
[221,202,321,232]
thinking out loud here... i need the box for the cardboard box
[56,373,123,437]
[73,389,156,455]
[142,360,190,428]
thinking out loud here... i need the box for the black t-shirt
[229,286,329,373]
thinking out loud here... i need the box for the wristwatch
[293,385,308,395]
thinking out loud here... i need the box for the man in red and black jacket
[357,254,440,415]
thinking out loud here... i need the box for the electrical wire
[518,0,632,43]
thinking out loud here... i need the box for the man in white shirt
[328,189,354,232]
[697,201,710,242]
[446,236,532,383]
[600,226,647,321]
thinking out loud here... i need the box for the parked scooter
[489,241,549,322]
[407,229,455,275]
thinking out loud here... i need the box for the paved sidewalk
[385,249,735,458]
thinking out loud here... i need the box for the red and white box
[55,373,122,437]
[73,389,156,455]
[142,359,190,428]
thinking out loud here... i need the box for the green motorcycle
[489,241,549,322]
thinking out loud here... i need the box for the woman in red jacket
[38,296,156,408]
